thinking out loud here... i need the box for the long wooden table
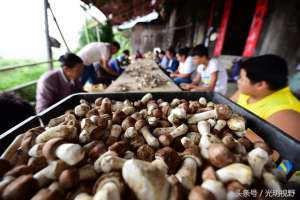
[105,59,181,92]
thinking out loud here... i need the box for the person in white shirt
[181,44,228,95]
[78,41,120,85]
[170,47,196,84]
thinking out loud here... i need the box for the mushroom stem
[140,126,159,148]
[94,151,126,173]
[1,134,24,161]
[197,121,210,136]
[175,158,198,190]
[188,105,232,124]
[152,127,176,137]
[122,159,170,200]
[35,125,77,143]
[216,163,253,185]
[263,171,281,190]
[248,147,269,178]
[169,124,189,138]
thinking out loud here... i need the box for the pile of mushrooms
[123,59,169,90]
[0,93,283,200]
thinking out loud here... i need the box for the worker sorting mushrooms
[0,93,283,200]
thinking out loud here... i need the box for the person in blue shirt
[159,50,169,69]
[165,47,179,73]
[117,50,130,66]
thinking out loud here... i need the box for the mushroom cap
[136,144,155,162]
[108,141,128,156]
[155,147,182,174]
[189,186,216,200]
[4,165,32,177]
[254,141,272,155]
[222,135,236,150]
[202,166,217,181]
[182,145,202,167]
[121,117,136,130]
[215,104,233,120]
[93,172,124,194]
[42,138,65,161]
[112,110,126,124]
[59,168,80,189]
[226,181,245,192]
[158,134,173,146]
[237,137,253,151]
[31,188,64,200]
[129,135,146,150]
[208,143,235,168]
[0,159,12,177]
[2,175,39,200]
[227,114,246,131]
[135,119,148,130]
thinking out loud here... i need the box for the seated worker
[170,47,196,84]
[0,93,35,134]
[36,53,84,113]
[78,41,120,85]
[117,49,130,66]
[159,50,169,69]
[135,50,144,59]
[180,44,228,95]
[165,47,179,73]
[231,54,300,141]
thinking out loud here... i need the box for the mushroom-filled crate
[0,92,300,200]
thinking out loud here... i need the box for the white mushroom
[201,180,226,200]
[188,105,232,124]
[122,159,170,200]
[216,163,253,185]
[248,147,269,178]
[94,151,126,173]
[263,171,281,190]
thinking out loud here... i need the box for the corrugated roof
[81,0,164,25]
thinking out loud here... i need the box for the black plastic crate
[1,91,300,173]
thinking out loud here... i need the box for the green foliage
[77,20,132,56]
[0,59,59,102]
[78,20,114,48]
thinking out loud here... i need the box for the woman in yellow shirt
[231,54,300,141]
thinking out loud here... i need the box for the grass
[0,59,59,102]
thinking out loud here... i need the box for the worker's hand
[170,73,176,77]
[180,83,191,90]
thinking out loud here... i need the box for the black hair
[167,47,176,55]
[159,50,166,55]
[191,44,208,57]
[123,50,130,56]
[240,54,288,91]
[111,41,120,50]
[177,47,190,57]
[0,93,35,134]
[59,53,83,68]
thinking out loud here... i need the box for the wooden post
[44,0,53,70]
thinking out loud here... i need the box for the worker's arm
[100,59,119,77]
[192,73,202,85]
[171,73,191,79]
[187,71,218,92]
[267,110,300,141]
